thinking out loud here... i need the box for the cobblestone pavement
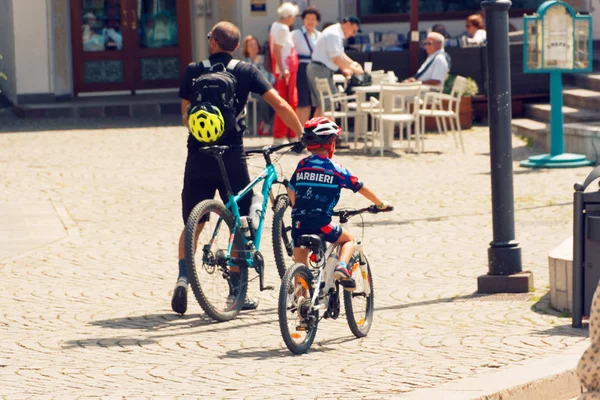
[0,116,591,399]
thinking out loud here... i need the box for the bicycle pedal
[295,325,307,331]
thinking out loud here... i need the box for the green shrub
[0,54,6,93]
[443,74,479,96]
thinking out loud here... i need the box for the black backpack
[190,59,244,138]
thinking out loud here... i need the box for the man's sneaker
[333,264,356,292]
[242,296,259,311]
[171,277,188,315]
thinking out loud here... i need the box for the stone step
[565,72,600,92]
[563,87,600,110]
[11,92,180,119]
[511,118,548,149]
[524,103,600,124]
[512,118,600,162]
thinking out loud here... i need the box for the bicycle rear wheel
[185,199,248,322]
[278,263,318,354]
[344,256,374,338]
[272,194,293,279]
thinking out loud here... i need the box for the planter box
[424,96,472,131]
[548,237,573,312]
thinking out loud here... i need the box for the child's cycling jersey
[289,155,363,226]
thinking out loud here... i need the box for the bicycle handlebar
[332,205,394,221]
[196,141,303,159]
[245,141,304,156]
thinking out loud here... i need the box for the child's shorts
[292,221,343,247]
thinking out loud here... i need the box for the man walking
[307,16,364,117]
[173,21,303,315]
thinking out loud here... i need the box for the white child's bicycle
[278,205,394,354]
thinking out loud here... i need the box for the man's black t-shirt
[179,52,272,150]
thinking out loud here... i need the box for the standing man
[307,16,364,117]
[405,32,450,89]
[270,2,300,145]
[173,21,303,315]
[291,6,321,125]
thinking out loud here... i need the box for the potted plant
[443,74,479,130]
[0,54,7,90]
[0,54,9,108]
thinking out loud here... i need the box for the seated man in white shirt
[405,32,449,89]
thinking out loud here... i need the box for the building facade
[0,0,595,106]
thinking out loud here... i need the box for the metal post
[409,0,419,75]
[477,0,531,293]
[572,186,584,327]
[549,71,565,156]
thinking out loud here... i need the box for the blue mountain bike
[184,142,301,322]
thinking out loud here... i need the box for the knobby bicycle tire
[185,199,248,322]
[272,194,293,279]
[278,263,318,354]
[344,255,374,338]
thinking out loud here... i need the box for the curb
[401,341,588,400]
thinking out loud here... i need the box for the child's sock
[336,261,347,270]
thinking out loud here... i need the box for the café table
[351,83,435,151]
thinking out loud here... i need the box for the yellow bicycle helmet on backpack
[188,103,225,144]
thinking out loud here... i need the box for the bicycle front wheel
[344,256,374,338]
[185,199,248,322]
[278,263,318,354]
[272,194,293,279]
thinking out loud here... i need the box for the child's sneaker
[333,262,356,292]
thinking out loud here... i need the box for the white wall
[591,2,600,40]
[13,0,51,94]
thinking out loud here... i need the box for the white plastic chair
[367,82,422,156]
[418,75,466,153]
[315,78,357,143]
[245,96,259,136]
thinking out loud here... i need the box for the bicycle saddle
[298,234,325,254]
[198,145,230,154]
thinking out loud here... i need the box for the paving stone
[0,117,591,397]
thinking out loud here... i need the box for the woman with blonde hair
[269,2,300,144]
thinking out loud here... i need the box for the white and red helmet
[301,117,341,150]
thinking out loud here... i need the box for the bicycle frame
[204,145,292,271]
[225,162,279,267]
[308,220,370,312]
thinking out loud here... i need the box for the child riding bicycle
[287,117,390,290]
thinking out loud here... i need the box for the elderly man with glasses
[405,32,450,88]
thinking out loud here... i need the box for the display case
[523,0,591,73]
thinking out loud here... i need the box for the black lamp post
[477,0,533,293]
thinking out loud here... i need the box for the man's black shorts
[181,148,252,224]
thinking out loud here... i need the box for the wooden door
[71,0,192,94]
[130,0,192,90]
[71,0,135,93]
